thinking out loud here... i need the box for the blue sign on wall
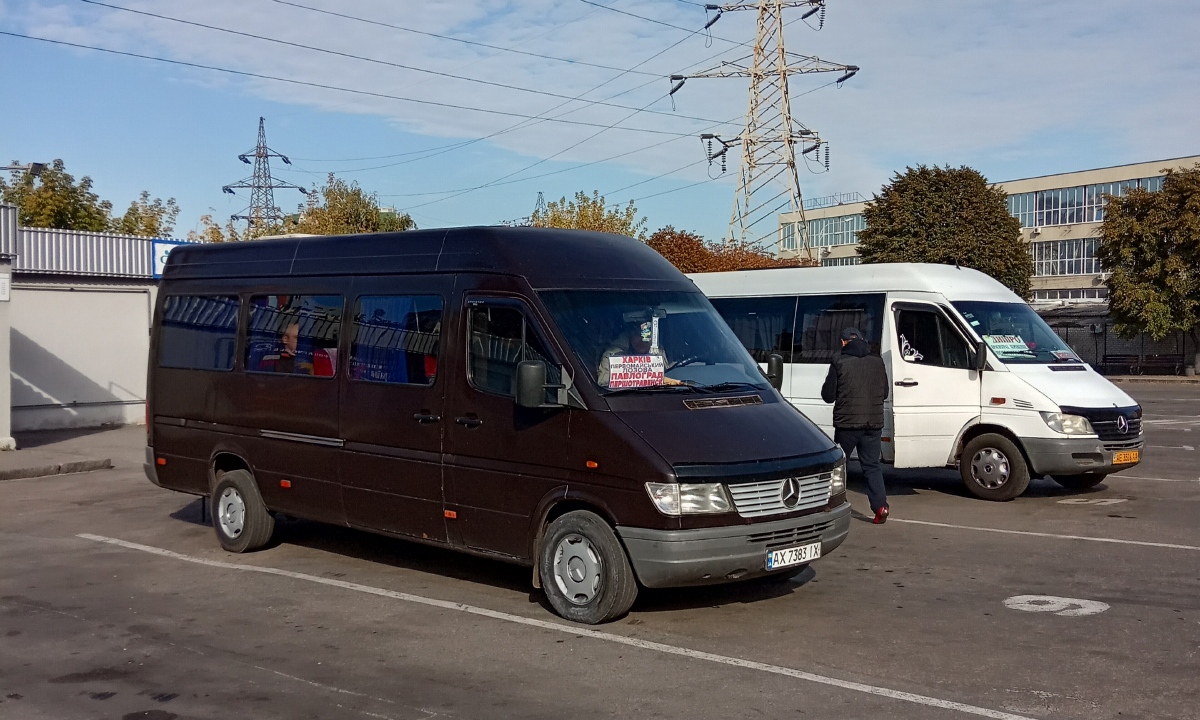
[151,239,194,278]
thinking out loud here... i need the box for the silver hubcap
[218,487,246,538]
[971,447,1011,489]
[553,534,603,606]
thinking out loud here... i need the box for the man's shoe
[872,507,889,524]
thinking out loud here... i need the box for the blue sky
[1,0,1198,242]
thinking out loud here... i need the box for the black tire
[539,510,638,625]
[210,469,275,553]
[960,434,1031,501]
[1053,474,1107,490]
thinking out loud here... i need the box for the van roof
[688,263,1021,302]
[162,226,690,291]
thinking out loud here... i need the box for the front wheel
[211,469,275,553]
[539,511,638,625]
[1053,474,1107,490]
[960,434,1031,501]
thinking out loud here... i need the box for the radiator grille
[747,520,834,550]
[727,472,831,518]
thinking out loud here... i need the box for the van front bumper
[615,501,851,589]
[1022,436,1143,477]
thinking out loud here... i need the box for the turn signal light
[444,510,458,519]
[586,460,599,469]
[280,479,292,489]
[990,397,1006,405]
[156,457,166,466]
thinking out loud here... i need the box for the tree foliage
[114,190,180,237]
[530,190,647,240]
[857,165,1032,297]
[284,175,415,236]
[0,159,113,231]
[1097,164,1200,359]
[647,226,810,273]
[187,213,242,243]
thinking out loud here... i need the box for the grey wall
[10,281,155,431]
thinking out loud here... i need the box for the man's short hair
[841,327,863,341]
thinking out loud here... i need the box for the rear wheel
[539,511,638,625]
[960,434,1030,501]
[211,469,275,553]
[1053,474,1107,490]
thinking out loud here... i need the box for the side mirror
[974,341,988,372]
[516,360,549,409]
[766,353,785,391]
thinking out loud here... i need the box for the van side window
[708,296,797,362]
[246,295,344,378]
[795,294,885,362]
[159,295,239,371]
[895,307,970,369]
[467,302,560,398]
[349,295,443,385]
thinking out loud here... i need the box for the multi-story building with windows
[778,156,1200,303]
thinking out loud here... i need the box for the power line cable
[0,31,695,137]
[267,0,661,78]
[78,0,737,128]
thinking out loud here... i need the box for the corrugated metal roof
[7,224,192,278]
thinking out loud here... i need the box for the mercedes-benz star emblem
[1116,415,1129,434]
[780,477,801,508]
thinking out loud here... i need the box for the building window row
[1029,238,1101,277]
[781,222,796,251]
[806,214,865,248]
[1007,175,1164,229]
[1033,287,1108,302]
[821,256,860,267]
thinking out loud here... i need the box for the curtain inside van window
[795,294,885,363]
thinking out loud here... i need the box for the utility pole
[223,117,307,239]
[671,1,857,258]
[531,191,547,224]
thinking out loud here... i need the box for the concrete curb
[0,459,114,482]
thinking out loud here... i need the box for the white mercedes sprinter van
[691,263,1143,501]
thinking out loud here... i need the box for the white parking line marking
[77,533,1033,720]
[1109,474,1200,483]
[1056,498,1126,506]
[891,519,1200,551]
[1003,595,1109,617]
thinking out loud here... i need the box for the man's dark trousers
[833,428,887,513]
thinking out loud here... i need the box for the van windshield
[539,290,770,392]
[952,301,1079,365]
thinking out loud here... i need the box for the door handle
[894,379,919,387]
[413,413,441,424]
[455,416,483,429]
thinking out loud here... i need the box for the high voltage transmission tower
[671,0,857,257]
[223,117,308,238]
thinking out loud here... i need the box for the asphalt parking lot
[2,382,1197,720]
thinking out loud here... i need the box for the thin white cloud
[8,0,1199,207]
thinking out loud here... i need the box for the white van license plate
[766,542,822,570]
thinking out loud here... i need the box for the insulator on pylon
[819,5,826,29]
[824,145,830,170]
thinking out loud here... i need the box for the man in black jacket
[821,327,891,523]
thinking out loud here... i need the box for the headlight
[645,482,732,516]
[1040,411,1095,435]
[830,463,847,494]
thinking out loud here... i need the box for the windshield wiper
[696,381,762,393]
[605,383,698,396]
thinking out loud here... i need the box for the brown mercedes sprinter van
[145,227,850,624]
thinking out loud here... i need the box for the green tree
[531,190,647,240]
[186,213,241,243]
[114,191,180,237]
[857,165,1033,297]
[285,175,415,236]
[0,158,113,231]
[1097,164,1200,370]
